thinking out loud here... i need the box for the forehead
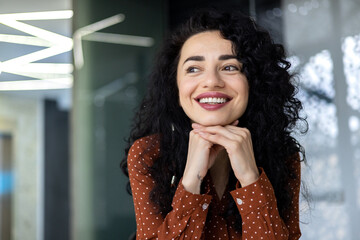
[180,31,234,58]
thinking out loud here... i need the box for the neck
[210,149,231,199]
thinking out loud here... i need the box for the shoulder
[128,134,161,167]
[285,152,302,189]
[286,152,301,175]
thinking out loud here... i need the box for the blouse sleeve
[127,137,212,240]
[230,158,301,240]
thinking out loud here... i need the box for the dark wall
[254,0,283,44]
[168,0,282,42]
[168,0,250,30]
[44,99,70,240]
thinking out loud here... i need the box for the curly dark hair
[121,9,307,231]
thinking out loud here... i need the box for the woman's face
[176,31,249,126]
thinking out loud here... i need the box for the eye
[186,66,200,73]
[223,65,239,71]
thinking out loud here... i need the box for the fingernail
[192,123,200,128]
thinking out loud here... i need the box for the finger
[230,120,239,126]
[198,125,238,141]
[192,123,203,129]
[193,120,238,129]
[200,126,253,151]
[197,131,238,153]
[225,126,253,149]
[199,126,253,153]
[225,125,251,138]
[191,131,213,148]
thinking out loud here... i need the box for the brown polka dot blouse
[128,135,301,240]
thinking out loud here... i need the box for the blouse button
[236,198,243,205]
[202,203,209,210]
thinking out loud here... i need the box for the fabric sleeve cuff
[230,168,277,216]
[171,179,213,218]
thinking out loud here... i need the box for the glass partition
[282,0,360,239]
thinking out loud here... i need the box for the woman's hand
[182,129,224,194]
[192,122,259,187]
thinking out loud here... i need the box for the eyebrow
[182,54,238,65]
[218,54,237,60]
[183,56,204,65]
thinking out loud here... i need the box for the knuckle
[230,141,239,150]
[239,129,250,138]
[243,128,251,135]
[238,134,245,142]
[209,126,220,131]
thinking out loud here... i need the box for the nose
[202,69,225,88]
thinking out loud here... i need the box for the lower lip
[196,101,230,110]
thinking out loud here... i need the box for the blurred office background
[0,0,359,239]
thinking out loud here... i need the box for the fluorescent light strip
[75,14,125,36]
[4,71,72,81]
[4,63,73,74]
[0,10,73,21]
[0,78,73,91]
[73,14,125,69]
[0,19,71,45]
[0,10,74,91]
[0,34,52,47]
[84,32,154,47]
[2,45,72,66]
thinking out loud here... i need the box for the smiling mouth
[198,97,230,104]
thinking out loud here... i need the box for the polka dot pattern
[128,135,302,239]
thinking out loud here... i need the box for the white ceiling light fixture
[73,14,155,69]
[0,10,155,91]
[73,14,125,69]
[0,78,72,91]
[83,32,154,47]
[0,10,73,91]
[0,10,73,21]
[0,34,53,47]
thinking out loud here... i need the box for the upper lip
[195,92,232,101]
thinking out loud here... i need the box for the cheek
[177,81,183,105]
[177,83,190,108]
[240,80,249,98]
[178,80,195,102]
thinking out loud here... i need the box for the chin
[195,118,233,126]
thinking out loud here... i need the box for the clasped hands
[182,120,260,194]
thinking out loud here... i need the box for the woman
[121,9,307,240]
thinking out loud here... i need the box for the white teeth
[199,97,228,104]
